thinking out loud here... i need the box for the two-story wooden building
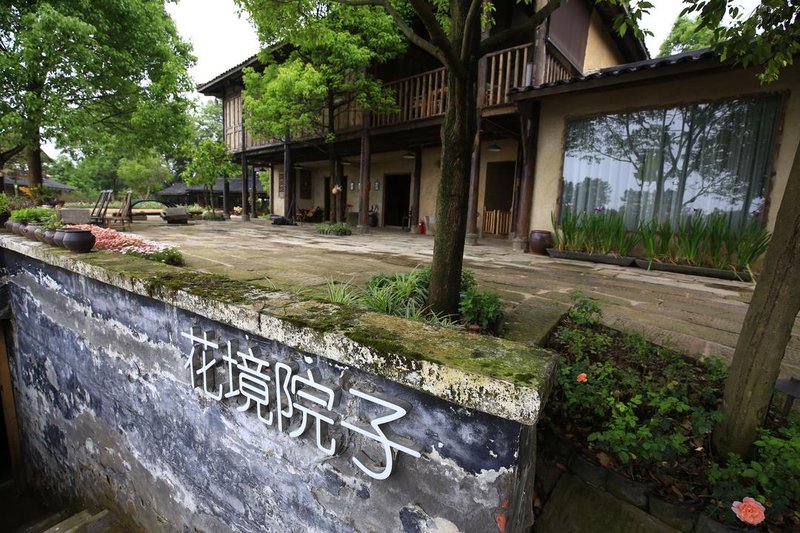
[198,0,647,247]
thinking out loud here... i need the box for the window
[561,95,781,230]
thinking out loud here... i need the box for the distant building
[157,177,266,208]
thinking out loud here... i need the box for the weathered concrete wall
[1,247,548,532]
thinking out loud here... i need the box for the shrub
[316,222,352,236]
[0,193,10,214]
[459,288,504,331]
[125,247,184,266]
[9,207,52,224]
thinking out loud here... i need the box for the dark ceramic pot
[12,222,23,235]
[3,219,12,232]
[24,224,41,240]
[0,215,10,231]
[528,230,554,255]
[34,226,45,242]
[53,229,67,248]
[43,229,57,246]
[61,229,95,253]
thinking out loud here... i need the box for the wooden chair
[89,190,113,226]
[110,191,133,231]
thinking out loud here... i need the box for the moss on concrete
[6,240,555,393]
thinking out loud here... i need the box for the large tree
[238,1,404,222]
[0,0,195,187]
[658,14,716,57]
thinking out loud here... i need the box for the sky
[167,0,763,95]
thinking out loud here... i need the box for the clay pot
[53,229,67,248]
[43,229,56,246]
[528,230,554,255]
[34,226,45,242]
[2,218,11,232]
[11,222,23,235]
[61,229,95,253]
[24,224,41,240]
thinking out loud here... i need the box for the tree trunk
[25,141,44,189]
[428,64,479,315]
[713,144,800,457]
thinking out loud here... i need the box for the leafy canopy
[183,140,239,189]
[659,15,716,57]
[0,1,195,158]
[235,1,405,140]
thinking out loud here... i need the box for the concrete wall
[529,65,800,233]
[2,250,537,532]
[582,10,626,73]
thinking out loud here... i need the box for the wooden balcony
[228,44,574,153]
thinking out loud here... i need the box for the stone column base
[357,225,370,234]
[465,233,479,246]
[511,237,528,252]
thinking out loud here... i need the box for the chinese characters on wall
[182,328,422,480]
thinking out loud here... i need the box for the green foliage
[708,425,800,524]
[117,152,172,197]
[125,248,184,266]
[459,288,504,331]
[658,15,716,57]
[42,213,63,230]
[551,293,728,467]
[323,279,359,306]
[638,218,673,262]
[9,207,52,224]
[682,0,800,83]
[673,213,708,265]
[0,0,195,183]
[0,193,10,214]
[183,140,238,189]
[552,209,638,257]
[237,1,405,142]
[735,219,771,272]
[315,222,352,236]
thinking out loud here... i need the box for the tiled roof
[158,177,265,196]
[511,48,716,95]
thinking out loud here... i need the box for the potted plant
[0,193,11,229]
[9,207,52,237]
[42,214,63,246]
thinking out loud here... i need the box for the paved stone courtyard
[132,218,800,377]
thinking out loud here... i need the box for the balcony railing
[227,44,575,152]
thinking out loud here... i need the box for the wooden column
[465,20,491,245]
[268,163,274,215]
[512,101,540,251]
[222,179,230,216]
[410,146,422,233]
[240,124,250,221]
[358,112,371,233]
[251,167,258,218]
[283,140,293,219]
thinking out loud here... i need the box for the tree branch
[406,0,460,68]
[460,0,483,61]
[478,0,561,56]
[0,144,24,164]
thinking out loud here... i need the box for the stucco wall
[529,65,800,233]
[582,10,625,73]
[2,250,539,532]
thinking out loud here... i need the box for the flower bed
[67,225,184,265]
[537,294,799,530]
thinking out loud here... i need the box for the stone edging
[0,235,557,426]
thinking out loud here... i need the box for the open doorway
[483,161,516,236]
[383,174,411,227]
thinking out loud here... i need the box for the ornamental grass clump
[315,222,351,236]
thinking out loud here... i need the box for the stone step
[13,509,73,533]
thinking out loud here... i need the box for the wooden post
[283,140,293,219]
[240,123,250,221]
[251,167,258,218]
[0,323,23,488]
[358,112,371,233]
[512,101,540,251]
[410,146,422,233]
[465,16,491,245]
[268,163,274,216]
[222,179,230,216]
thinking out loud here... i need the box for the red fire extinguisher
[418,219,426,235]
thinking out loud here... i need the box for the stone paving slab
[130,219,800,377]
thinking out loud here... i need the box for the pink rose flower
[576,373,588,383]
[731,497,765,525]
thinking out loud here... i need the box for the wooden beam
[0,323,23,488]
